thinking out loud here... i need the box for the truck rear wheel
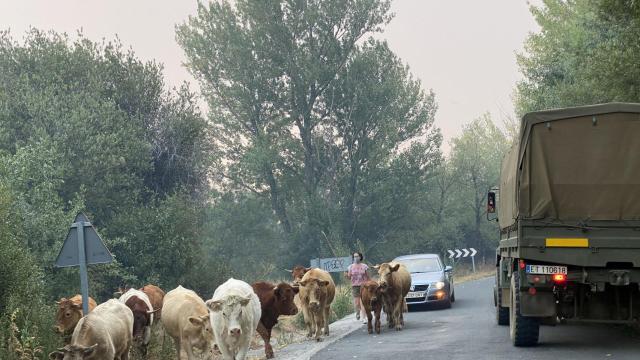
[509,272,539,346]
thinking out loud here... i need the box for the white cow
[162,286,214,360]
[48,299,134,360]
[206,278,261,360]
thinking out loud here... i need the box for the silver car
[394,254,455,308]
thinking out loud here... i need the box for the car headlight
[432,281,445,290]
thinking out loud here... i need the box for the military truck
[491,103,640,346]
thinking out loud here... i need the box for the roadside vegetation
[3,0,639,358]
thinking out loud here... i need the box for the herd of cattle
[49,261,411,360]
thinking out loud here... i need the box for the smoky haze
[0,0,539,150]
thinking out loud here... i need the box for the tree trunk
[264,164,292,234]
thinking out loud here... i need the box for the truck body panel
[494,103,640,346]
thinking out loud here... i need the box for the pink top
[347,263,369,286]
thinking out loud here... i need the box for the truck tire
[509,272,539,346]
[495,286,509,326]
[495,267,509,326]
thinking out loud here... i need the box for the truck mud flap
[520,291,555,317]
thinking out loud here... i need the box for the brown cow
[118,288,156,353]
[140,284,165,320]
[360,281,383,334]
[374,262,411,331]
[286,265,311,284]
[54,295,98,336]
[252,282,299,359]
[298,268,335,342]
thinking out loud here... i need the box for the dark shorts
[352,286,362,298]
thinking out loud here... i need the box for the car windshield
[397,258,441,273]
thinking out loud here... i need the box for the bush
[330,285,354,323]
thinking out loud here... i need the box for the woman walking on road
[346,251,369,323]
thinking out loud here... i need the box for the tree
[330,39,439,249]
[516,0,640,114]
[449,113,508,254]
[177,0,396,261]
[0,30,212,300]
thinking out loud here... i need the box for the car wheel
[442,294,452,309]
[509,271,539,346]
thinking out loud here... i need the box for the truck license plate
[406,291,426,299]
[526,265,567,275]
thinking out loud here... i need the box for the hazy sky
[0,0,540,151]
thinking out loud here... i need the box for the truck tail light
[552,274,566,283]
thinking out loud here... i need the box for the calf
[374,262,411,331]
[118,289,155,351]
[360,281,383,334]
[252,282,299,358]
[140,284,165,320]
[162,286,214,360]
[298,268,335,341]
[49,299,133,360]
[206,278,261,360]
[54,295,98,337]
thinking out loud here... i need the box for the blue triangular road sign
[55,213,113,267]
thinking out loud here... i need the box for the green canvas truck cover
[499,103,640,229]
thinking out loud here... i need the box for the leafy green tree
[516,0,640,114]
[449,113,508,254]
[177,0,396,261]
[329,39,439,250]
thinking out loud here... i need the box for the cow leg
[217,342,233,360]
[236,337,251,360]
[384,301,394,329]
[307,309,316,339]
[323,305,330,336]
[365,308,373,334]
[173,337,181,360]
[314,310,324,342]
[302,305,314,338]
[373,304,382,334]
[394,299,403,331]
[182,339,196,360]
[256,321,274,359]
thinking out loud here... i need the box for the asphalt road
[311,277,640,360]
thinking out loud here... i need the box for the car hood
[409,271,444,284]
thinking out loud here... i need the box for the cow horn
[147,308,161,314]
[284,269,293,273]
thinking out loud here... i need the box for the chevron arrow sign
[446,248,478,259]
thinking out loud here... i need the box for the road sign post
[55,213,113,315]
[76,220,90,315]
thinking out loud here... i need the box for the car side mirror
[487,191,496,213]
[444,266,453,273]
